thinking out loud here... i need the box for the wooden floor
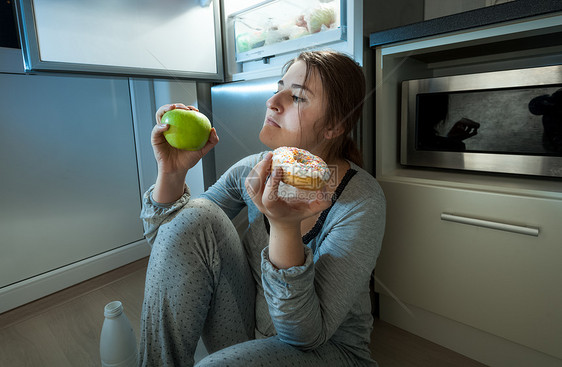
[0,258,487,367]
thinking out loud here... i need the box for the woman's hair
[284,50,366,167]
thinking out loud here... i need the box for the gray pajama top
[142,152,386,362]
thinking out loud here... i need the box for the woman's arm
[200,153,267,220]
[245,154,386,349]
[261,180,386,350]
[267,222,304,270]
[140,183,191,246]
[152,158,191,204]
[140,103,218,244]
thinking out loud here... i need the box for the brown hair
[284,50,366,167]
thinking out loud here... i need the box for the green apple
[162,109,212,151]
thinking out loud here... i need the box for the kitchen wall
[424,0,515,20]
[363,0,516,30]
[364,0,424,35]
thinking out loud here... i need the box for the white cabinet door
[0,72,144,288]
[376,180,562,360]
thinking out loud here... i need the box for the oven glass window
[416,85,562,156]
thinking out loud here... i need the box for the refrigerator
[211,76,277,178]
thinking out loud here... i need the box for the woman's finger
[155,104,173,124]
[151,122,170,146]
[200,128,219,157]
[155,103,190,124]
[281,185,332,216]
[263,166,283,204]
[245,152,272,201]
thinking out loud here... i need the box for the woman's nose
[266,92,283,113]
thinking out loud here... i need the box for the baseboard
[378,294,562,367]
[0,240,151,314]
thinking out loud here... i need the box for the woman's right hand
[151,103,219,204]
[152,103,219,176]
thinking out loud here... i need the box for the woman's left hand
[245,153,332,227]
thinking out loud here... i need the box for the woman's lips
[265,117,280,128]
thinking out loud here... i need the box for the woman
[139,50,386,366]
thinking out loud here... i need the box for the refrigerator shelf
[230,0,345,62]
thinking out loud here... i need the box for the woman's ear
[324,126,344,140]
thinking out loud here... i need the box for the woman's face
[259,60,327,154]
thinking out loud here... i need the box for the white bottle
[100,301,139,367]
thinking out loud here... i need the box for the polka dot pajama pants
[139,198,369,367]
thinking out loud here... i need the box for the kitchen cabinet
[371,6,562,367]
[0,72,143,290]
[378,181,562,360]
[0,46,152,313]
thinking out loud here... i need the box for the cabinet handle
[440,213,539,237]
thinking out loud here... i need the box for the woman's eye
[272,90,306,103]
[292,95,306,103]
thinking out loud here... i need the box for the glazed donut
[271,147,331,190]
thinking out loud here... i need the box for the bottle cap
[104,301,123,318]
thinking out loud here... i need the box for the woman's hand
[152,103,219,204]
[245,153,332,269]
[152,103,218,176]
[245,153,332,226]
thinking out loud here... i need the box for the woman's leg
[195,336,375,367]
[139,198,256,367]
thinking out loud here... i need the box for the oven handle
[440,213,539,237]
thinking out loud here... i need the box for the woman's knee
[150,199,231,253]
[145,198,242,290]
